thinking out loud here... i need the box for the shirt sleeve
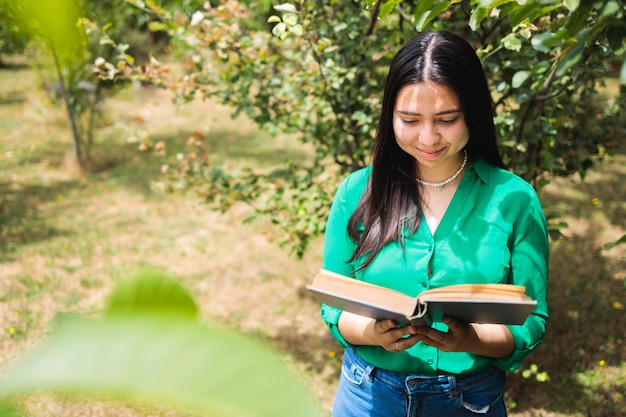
[320,173,363,348]
[492,192,549,371]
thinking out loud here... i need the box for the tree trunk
[50,41,84,168]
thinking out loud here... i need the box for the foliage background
[114,0,626,255]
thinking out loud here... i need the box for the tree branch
[367,1,382,36]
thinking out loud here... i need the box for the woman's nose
[418,123,439,145]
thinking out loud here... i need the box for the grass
[1,56,625,417]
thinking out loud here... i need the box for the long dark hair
[347,31,504,270]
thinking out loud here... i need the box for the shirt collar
[468,157,491,184]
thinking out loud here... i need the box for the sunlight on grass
[103,83,313,171]
[576,362,626,408]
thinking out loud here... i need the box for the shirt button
[427,358,434,364]
[428,245,433,251]
[422,282,427,288]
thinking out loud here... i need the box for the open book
[307,269,537,326]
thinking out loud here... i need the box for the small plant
[521,363,550,383]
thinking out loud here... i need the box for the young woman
[321,31,549,417]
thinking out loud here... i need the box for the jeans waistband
[345,347,499,387]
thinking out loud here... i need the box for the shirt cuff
[491,321,545,371]
[321,303,352,348]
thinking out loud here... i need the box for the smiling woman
[317,31,549,417]
[392,81,469,181]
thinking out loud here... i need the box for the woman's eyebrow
[397,109,462,116]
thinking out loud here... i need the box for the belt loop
[364,363,375,382]
[447,375,458,400]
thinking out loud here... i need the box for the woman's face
[392,81,470,177]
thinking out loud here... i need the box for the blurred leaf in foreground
[0,270,319,417]
[105,268,199,320]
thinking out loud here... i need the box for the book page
[308,271,536,325]
[418,284,532,302]
[309,270,417,316]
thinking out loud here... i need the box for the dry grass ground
[1,58,624,416]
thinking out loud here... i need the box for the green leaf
[19,0,84,65]
[267,15,282,23]
[536,177,551,189]
[272,22,287,38]
[283,13,298,26]
[291,24,303,36]
[0,270,316,417]
[531,32,554,53]
[603,234,626,250]
[415,2,452,31]
[105,269,199,320]
[599,1,620,19]
[564,0,593,34]
[147,21,169,32]
[512,70,530,88]
[412,0,435,28]
[121,53,135,64]
[0,316,319,417]
[273,3,297,12]
[555,42,584,77]
[506,3,540,27]
[380,0,403,19]
[563,0,579,12]
[606,23,626,52]
[469,5,490,31]
[502,2,561,28]
[502,34,522,51]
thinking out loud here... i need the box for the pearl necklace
[416,150,468,191]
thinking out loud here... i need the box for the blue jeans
[332,347,507,417]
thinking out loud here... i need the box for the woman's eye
[401,119,417,124]
[438,118,457,124]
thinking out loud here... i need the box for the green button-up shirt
[321,158,549,375]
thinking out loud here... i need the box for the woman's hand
[412,316,515,358]
[410,316,473,352]
[338,312,514,357]
[337,312,422,351]
[371,319,422,352]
